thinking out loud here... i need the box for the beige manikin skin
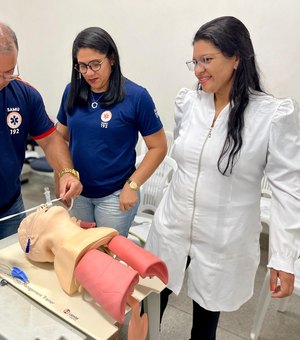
[54,227,118,294]
[18,205,118,294]
[18,205,168,340]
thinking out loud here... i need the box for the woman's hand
[270,268,295,298]
[120,185,138,211]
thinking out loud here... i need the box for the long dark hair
[67,27,125,113]
[194,16,263,175]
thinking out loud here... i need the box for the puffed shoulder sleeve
[174,88,192,140]
[265,98,300,273]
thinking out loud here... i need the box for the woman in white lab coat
[145,16,300,340]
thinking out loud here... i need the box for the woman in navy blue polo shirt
[56,27,167,237]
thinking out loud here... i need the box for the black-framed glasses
[0,64,20,80]
[186,53,221,71]
[74,58,106,74]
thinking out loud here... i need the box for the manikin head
[18,204,118,295]
[18,205,82,262]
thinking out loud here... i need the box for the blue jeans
[69,190,139,237]
[0,194,26,240]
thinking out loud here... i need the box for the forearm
[130,146,166,186]
[130,129,168,186]
[119,142,167,212]
[37,130,74,173]
[37,130,82,201]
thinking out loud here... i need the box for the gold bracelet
[59,168,80,180]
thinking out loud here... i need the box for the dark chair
[24,136,53,174]
[29,156,53,173]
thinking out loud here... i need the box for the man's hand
[59,173,83,206]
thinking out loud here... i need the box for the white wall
[1,0,300,131]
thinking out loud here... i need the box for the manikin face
[192,40,239,100]
[0,47,18,91]
[18,205,81,262]
[76,48,114,93]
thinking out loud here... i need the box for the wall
[1,0,300,131]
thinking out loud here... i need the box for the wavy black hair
[67,27,125,113]
[194,16,263,175]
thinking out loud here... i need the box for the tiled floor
[21,171,300,340]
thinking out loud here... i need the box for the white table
[0,234,163,340]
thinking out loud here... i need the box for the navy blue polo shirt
[0,78,55,213]
[57,78,163,198]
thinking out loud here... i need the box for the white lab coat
[145,88,300,311]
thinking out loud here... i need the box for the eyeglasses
[0,64,20,81]
[186,53,221,71]
[74,58,106,74]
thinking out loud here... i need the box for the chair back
[261,175,271,198]
[294,259,300,294]
[136,155,177,216]
[260,175,272,239]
